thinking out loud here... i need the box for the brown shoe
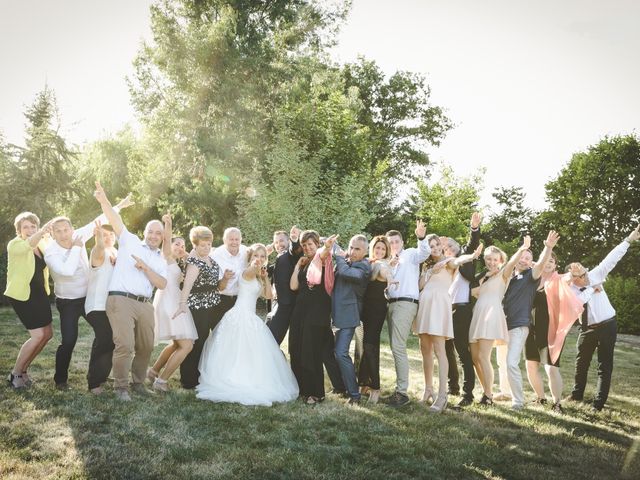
[90,386,104,395]
[115,388,132,401]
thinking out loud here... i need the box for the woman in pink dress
[469,236,530,405]
[414,234,482,412]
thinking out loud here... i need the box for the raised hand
[324,234,339,250]
[259,266,268,279]
[93,221,104,247]
[162,213,172,227]
[472,243,484,259]
[94,181,109,204]
[627,224,640,242]
[520,235,531,251]
[290,225,301,242]
[116,193,135,210]
[544,230,560,248]
[296,256,309,269]
[415,219,426,239]
[471,212,482,229]
[266,243,274,256]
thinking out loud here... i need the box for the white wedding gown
[196,274,299,406]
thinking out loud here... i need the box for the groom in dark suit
[332,234,372,404]
[267,226,302,345]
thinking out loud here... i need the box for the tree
[484,186,535,253]
[412,164,484,244]
[542,134,640,276]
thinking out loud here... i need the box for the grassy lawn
[1,306,639,480]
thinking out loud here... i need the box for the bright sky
[1,0,639,211]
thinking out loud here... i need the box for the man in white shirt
[567,224,639,411]
[44,197,131,390]
[94,182,167,401]
[385,220,430,407]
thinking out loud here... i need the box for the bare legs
[12,325,53,382]
[419,334,448,411]
[471,339,495,398]
[151,339,194,388]
[527,359,564,404]
[419,334,434,402]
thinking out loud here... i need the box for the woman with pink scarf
[525,252,583,413]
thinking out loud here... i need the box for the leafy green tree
[484,186,535,253]
[542,134,640,276]
[412,164,484,244]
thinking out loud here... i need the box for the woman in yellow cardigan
[4,212,54,388]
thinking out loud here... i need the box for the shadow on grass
[1,308,639,480]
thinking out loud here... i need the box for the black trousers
[267,302,294,345]
[85,311,115,389]
[54,297,86,385]
[449,303,475,399]
[180,295,237,389]
[571,318,617,409]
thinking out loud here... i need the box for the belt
[452,302,469,308]
[388,297,419,305]
[108,291,152,303]
[588,317,616,330]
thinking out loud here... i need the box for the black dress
[525,289,561,367]
[357,279,388,390]
[289,265,332,399]
[9,250,52,330]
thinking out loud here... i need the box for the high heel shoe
[479,394,494,406]
[429,394,448,413]
[368,389,380,404]
[420,388,434,404]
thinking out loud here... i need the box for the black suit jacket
[268,240,302,306]
[457,227,481,303]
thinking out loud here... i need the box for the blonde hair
[14,212,40,235]
[484,245,507,265]
[246,243,268,262]
[189,226,213,246]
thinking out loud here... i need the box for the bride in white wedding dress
[196,243,299,406]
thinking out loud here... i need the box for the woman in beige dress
[469,237,530,405]
[414,234,482,412]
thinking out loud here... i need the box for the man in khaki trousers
[385,221,430,407]
[94,182,167,401]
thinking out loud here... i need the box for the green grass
[1,306,639,479]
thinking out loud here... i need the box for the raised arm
[26,219,54,249]
[161,213,174,261]
[90,222,106,268]
[502,236,531,282]
[412,219,431,264]
[531,230,560,280]
[94,181,125,236]
[320,234,339,261]
[587,225,639,285]
[76,194,134,244]
[461,212,482,254]
[451,243,484,268]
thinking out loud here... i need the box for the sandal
[7,373,26,389]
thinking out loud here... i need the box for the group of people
[5,181,639,413]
